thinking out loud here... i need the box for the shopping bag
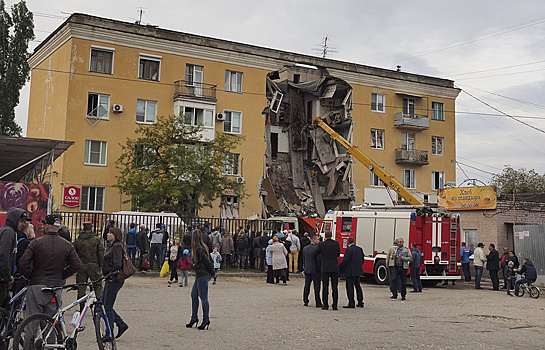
[160,260,170,277]
[115,252,137,282]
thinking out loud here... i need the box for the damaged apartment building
[260,67,356,218]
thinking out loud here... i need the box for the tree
[490,166,545,194]
[0,0,34,136]
[115,115,246,217]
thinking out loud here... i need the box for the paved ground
[63,274,545,349]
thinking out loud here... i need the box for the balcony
[174,81,217,102]
[395,148,429,165]
[394,112,429,130]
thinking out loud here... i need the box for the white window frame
[432,102,445,121]
[81,186,105,212]
[84,140,107,166]
[222,153,240,176]
[370,129,384,149]
[371,93,385,113]
[89,46,114,74]
[370,166,385,187]
[402,169,415,189]
[87,93,110,120]
[402,132,415,150]
[185,64,203,85]
[225,70,243,93]
[136,99,157,124]
[403,98,415,117]
[223,110,242,134]
[138,54,161,81]
[432,171,445,190]
[179,106,214,128]
[432,136,444,156]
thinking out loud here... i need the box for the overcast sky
[8,0,545,186]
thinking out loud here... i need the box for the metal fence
[513,224,545,286]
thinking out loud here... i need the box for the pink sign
[62,186,81,207]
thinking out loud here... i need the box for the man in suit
[338,237,364,308]
[486,243,500,291]
[302,235,322,308]
[314,230,340,310]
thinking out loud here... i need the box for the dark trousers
[345,275,363,307]
[489,269,500,290]
[266,265,274,283]
[138,251,148,271]
[303,273,321,306]
[391,266,408,298]
[0,284,8,308]
[149,243,162,270]
[388,266,396,294]
[321,271,339,308]
[410,266,422,292]
[127,247,137,266]
[462,263,471,282]
[102,280,127,329]
[260,251,266,272]
[298,251,304,273]
[169,259,179,281]
[274,269,286,283]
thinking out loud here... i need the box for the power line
[455,161,497,176]
[455,67,545,81]
[457,83,545,111]
[448,59,545,78]
[456,156,504,172]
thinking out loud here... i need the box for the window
[179,106,214,128]
[432,102,445,121]
[138,55,160,81]
[136,99,157,123]
[185,64,203,85]
[225,70,243,93]
[271,132,278,159]
[403,98,415,117]
[81,186,105,212]
[402,132,415,150]
[222,153,240,176]
[462,229,478,252]
[84,140,107,166]
[87,93,110,119]
[134,144,154,169]
[432,171,445,190]
[402,169,415,189]
[371,93,385,112]
[341,217,352,233]
[221,195,239,219]
[371,129,384,149]
[90,48,113,74]
[432,136,444,156]
[223,111,242,134]
[370,166,385,187]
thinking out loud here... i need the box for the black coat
[314,238,340,273]
[302,243,320,274]
[338,244,364,277]
[486,249,500,271]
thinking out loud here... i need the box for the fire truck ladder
[449,215,458,272]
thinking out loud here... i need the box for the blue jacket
[519,260,537,282]
[126,228,137,248]
[409,248,422,269]
[460,245,473,264]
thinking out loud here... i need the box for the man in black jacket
[486,243,500,291]
[338,237,364,308]
[514,258,537,296]
[302,235,322,308]
[313,230,340,310]
[259,230,271,272]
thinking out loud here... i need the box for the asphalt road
[57,274,545,349]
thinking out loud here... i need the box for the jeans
[303,272,321,306]
[410,266,422,292]
[191,274,212,323]
[506,278,513,295]
[321,271,339,308]
[462,262,471,282]
[102,280,127,330]
[127,247,137,266]
[515,277,530,296]
[474,266,484,288]
[161,244,168,263]
[391,266,408,298]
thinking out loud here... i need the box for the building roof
[0,136,74,183]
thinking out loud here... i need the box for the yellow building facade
[27,14,459,218]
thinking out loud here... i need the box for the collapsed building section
[260,67,356,218]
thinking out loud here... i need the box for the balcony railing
[395,148,429,165]
[394,112,429,130]
[174,81,217,101]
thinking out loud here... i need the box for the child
[177,249,193,287]
[210,247,222,284]
[505,260,515,296]
[167,237,181,286]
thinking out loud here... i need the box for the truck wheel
[374,260,388,285]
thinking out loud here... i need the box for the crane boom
[314,117,424,206]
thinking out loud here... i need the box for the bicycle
[13,271,118,350]
[516,280,540,299]
[0,276,28,350]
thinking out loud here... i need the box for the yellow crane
[313,117,424,206]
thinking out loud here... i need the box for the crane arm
[314,117,424,206]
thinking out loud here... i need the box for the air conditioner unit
[112,104,123,113]
[236,176,245,184]
[216,113,225,121]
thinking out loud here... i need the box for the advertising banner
[438,186,497,210]
[0,182,50,229]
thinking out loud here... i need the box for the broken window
[271,91,283,113]
[221,195,239,219]
[371,93,385,112]
[402,169,415,189]
[432,136,444,155]
[432,171,445,190]
[138,55,160,81]
[90,48,113,74]
[271,132,278,159]
[370,166,385,187]
[403,98,415,117]
[371,129,384,149]
[223,111,242,133]
[293,74,300,83]
[87,93,109,119]
[222,153,240,176]
[225,70,243,93]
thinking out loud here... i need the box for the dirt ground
[61,274,545,349]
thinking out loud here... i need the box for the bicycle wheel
[94,309,117,350]
[530,286,540,299]
[0,308,8,350]
[519,286,525,297]
[12,313,63,350]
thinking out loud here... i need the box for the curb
[135,271,306,278]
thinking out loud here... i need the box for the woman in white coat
[269,236,288,285]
